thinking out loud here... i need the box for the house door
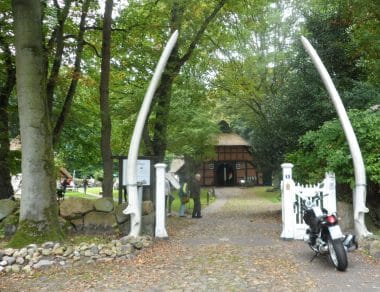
[216,162,235,186]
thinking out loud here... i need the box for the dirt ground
[0,187,379,291]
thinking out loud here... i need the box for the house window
[236,163,241,169]
[209,163,214,169]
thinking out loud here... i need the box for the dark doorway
[216,162,235,186]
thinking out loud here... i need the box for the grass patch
[65,187,119,200]
[253,186,281,203]
[65,187,215,215]
[66,187,216,208]
[170,189,215,213]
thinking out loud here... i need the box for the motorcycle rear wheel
[327,235,348,271]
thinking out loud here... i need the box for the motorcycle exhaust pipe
[343,234,358,252]
[320,245,328,253]
[343,234,353,245]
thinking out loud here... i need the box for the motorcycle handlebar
[296,193,321,210]
[297,193,320,202]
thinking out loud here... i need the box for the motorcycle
[296,193,358,271]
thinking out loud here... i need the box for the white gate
[280,163,337,240]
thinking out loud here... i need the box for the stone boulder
[115,203,129,224]
[337,201,354,232]
[118,221,130,236]
[142,200,154,215]
[59,197,94,219]
[368,202,380,226]
[375,205,380,220]
[369,240,380,259]
[94,198,114,212]
[141,212,155,236]
[120,235,151,250]
[1,214,18,236]
[0,199,17,221]
[71,218,84,232]
[83,211,115,233]
[58,217,75,233]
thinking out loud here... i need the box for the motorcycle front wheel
[327,235,348,271]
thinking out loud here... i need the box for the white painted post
[155,163,168,238]
[301,36,371,238]
[122,31,178,237]
[323,172,337,213]
[281,163,295,239]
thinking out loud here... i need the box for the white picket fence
[280,163,337,240]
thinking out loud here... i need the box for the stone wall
[0,198,156,274]
[0,198,156,237]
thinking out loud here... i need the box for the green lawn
[63,186,280,218]
[169,189,215,213]
[65,187,119,200]
[253,186,281,203]
[64,187,215,210]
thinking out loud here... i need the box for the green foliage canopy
[286,109,380,187]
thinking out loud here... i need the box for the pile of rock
[0,235,152,274]
[0,197,157,274]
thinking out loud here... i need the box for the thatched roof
[217,133,249,146]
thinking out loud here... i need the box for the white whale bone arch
[123,31,179,237]
[301,36,371,238]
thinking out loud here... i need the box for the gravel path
[1,187,379,291]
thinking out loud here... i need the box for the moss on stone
[1,214,19,236]
[59,217,74,234]
[8,206,65,248]
[3,213,19,225]
[0,224,4,238]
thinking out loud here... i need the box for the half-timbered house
[198,133,262,186]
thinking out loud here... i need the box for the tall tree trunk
[151,67,177,160]
[52,0,91,147]
[99,0,113,198]
[0,35,15,200]
[11,0,63,247]
[46,0,73,115]
[151,0,227,160]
